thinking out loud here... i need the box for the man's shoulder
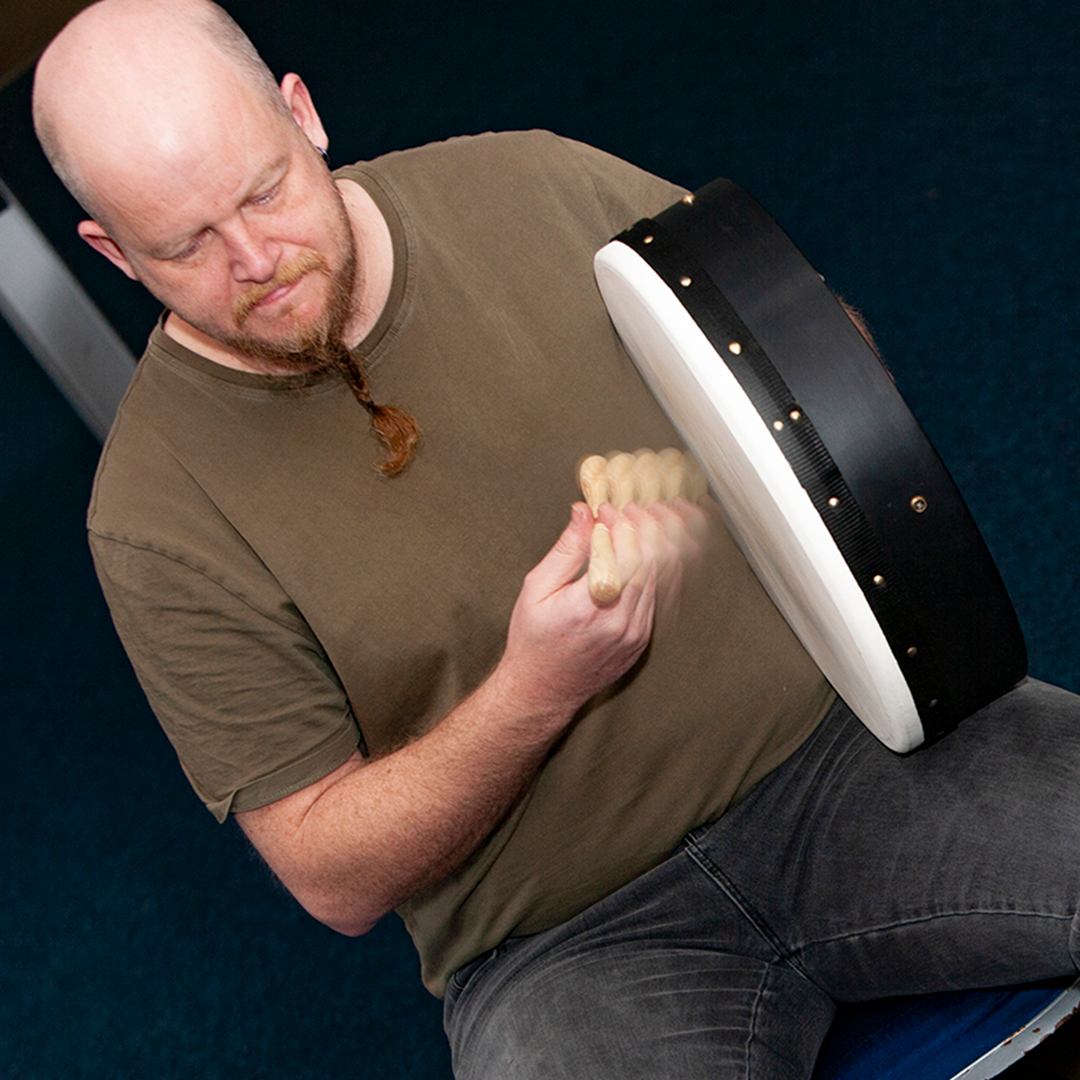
[343,129,593,190]
[344,130,681,237]
[366,128,566,167]
[87,330,205,541]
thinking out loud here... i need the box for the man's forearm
[273,661,576,934]
[237,502,666,934]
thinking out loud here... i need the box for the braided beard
[325,340,422,477]
[220,240,420,475]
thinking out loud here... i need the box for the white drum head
[595,240,923,751]
[594,180,1025,752]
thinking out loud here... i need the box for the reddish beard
[217,236,421,475]
[232,250,331,326]
[220,245,358,371]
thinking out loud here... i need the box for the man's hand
[496,497,706,720]
[495,502,657,722]
[615,496,708,625]
[236,498,703,936]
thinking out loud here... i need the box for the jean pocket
[446,947,501,1000]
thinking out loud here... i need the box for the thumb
[530,503,593,593]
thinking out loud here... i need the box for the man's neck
[163,178,394,376]
[337,176,394,347]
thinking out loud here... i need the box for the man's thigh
[689,679,1080,1000]
[444,841,835,1079]
[445,934,833,1080]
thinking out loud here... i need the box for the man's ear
[279,73,329,154]
[77,219,139,281]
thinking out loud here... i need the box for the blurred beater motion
[577,448,708,604]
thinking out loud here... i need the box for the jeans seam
[746,962,771,1080]
[683,837,816,984]
[786,907,1074,956]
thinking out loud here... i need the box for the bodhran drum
[593,180,1026,752]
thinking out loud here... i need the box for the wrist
[482,655,580,742]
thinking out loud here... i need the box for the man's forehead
[148,153,292,251]
[78,63,289,220]
[108,140,292,252]
[40,3,232,132]
[36,1,286,215]
[102,61,264,164]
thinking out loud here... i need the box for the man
[33,2,1080,1077]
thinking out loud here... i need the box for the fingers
[576,446,710,612]
[622,503,669,567]
[585,510,647,606]
[610,516,642,585]
[593,499,703,628]
[653,498,708,559]
[601,500,700,573]
[593,504,668,610]
[527,503,594,596]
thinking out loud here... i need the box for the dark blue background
[2,1,1077,1075]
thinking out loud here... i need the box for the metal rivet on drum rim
[906,646,919,657]
[643,234,655,244]
[682,193,696,205]
[910,495,928,513]
[827,496,840,508]
[789,409,802,422]
[772,419,785,431]
[679,275,692,287]
[728,341,742,355]
[928,698,939,708]
[872,574,886,587]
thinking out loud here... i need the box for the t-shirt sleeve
[90,532,361,822]
[552,133,688,235]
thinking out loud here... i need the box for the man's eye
[171,232,206,261]
[250,184,280,207]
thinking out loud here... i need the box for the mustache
[233,252,332,326]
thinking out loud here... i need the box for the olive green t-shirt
[89,130,833,995]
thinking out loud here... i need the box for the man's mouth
[253,277,301,309]
[234,252,331,326]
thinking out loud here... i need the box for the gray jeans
[443,679,1080,1078]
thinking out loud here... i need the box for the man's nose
[223,219,281,283]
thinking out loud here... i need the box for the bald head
[33,0,290,226]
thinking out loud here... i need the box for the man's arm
[236,499,698,935]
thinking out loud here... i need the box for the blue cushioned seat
[815,978,1080,1079]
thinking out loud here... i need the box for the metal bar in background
[0,181,135,441]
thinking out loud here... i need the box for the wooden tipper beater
[578,448,707,604]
